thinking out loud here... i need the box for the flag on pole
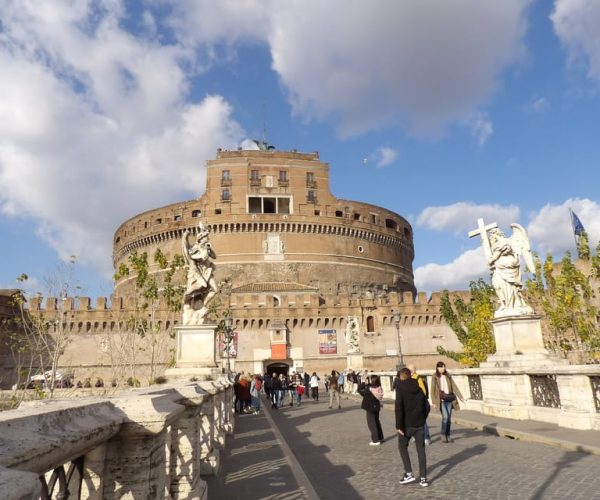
[571,210,585,236]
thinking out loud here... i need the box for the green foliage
[577,231,591,261]
[525,251,600,355]
[438,279,496,367]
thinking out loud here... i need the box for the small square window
[174,215,182,221]
[215,208,222,215]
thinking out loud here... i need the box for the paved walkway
[208,394,600,499]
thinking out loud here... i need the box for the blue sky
[1,0,600,298]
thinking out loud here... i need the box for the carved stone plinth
[481,315,568,368]
[347,353,364,370]
[165,324,222,381]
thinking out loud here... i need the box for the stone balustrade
[375,364,600,431]
[0,378,235,500]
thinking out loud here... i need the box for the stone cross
[468,218,498,259]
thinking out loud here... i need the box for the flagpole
[569,207,579,251]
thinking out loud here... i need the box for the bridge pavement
[208,394,600,499]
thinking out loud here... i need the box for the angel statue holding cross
[469,218,535,319]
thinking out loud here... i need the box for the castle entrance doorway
[265,362,290,377]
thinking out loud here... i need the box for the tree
[8,258,81,399]
[112,249,185,385]
[437,279,496,367]
[577,230,591,261]
[525,251,600,357]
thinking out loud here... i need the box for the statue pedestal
[347,353,364,370]
[165,324,222,381]
[481,315,568,368]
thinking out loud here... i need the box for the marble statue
[469,218,535,318]
[182,222,219,325]
[345,316,361,353]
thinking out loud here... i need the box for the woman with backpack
[430,361,463,443]
[309,372,320,401]
[358,374,384,445]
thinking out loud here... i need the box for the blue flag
[571,210,585,236]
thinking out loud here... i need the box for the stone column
[80,443,107,500]
[556,374,596,429]
[197,383,221,475]
[103,393,185,499]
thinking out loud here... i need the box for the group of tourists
[358,361,463,488]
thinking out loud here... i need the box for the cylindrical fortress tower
[113,149,415,298]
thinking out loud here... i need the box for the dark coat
[430,372,463,410]
[358,383,381,413]
[395,378,430,431]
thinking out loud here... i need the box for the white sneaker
[399,473,415,484]
[425,438,431,445]
[369,441,381,446]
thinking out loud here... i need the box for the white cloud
[0,3,244,276]
[529,96,549,113]
[371,147,398,168]
[415,247,488,292]
[417,202,521,234]
[469,113,494,148]
[240,139,261,150]
[552,0,600,83]
[169,1,532,137]
[527,198,600,255]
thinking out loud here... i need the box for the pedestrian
[250,374,262,413]
[338,371,345,394]
[395,367,430,487]
[297,382,305,405]
[324,373,330,393]
[310,372,320,401]
[430,361,463,443]
[358,374,384,445]
[239,376,252,413]
[406,363,431,445]
[392,369,401,391]
[270,372,281,409]
[328,370,341,409]
[278,374,288,408]
[303,371,310,389]
[289,373,298,407]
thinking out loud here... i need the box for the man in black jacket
[395,367,430,487]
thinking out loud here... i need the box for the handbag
[440,391,456,403]
[365,392,381,412]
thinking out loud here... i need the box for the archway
[265,362,290,377]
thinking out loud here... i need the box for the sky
[1,0,600,299]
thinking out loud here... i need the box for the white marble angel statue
[182,222,219,325]
[345,316,361,353]
[470,218,535,318]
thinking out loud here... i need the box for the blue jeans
[440,401,453,436]
[251,395,260,411]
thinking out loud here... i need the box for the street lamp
[393,310,404,370]
[223,316,234,374]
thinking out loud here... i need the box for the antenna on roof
[262,102,268,144]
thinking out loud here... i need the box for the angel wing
[509,223,535,274]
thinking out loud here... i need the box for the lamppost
[223,316,234,374]
[393,310,404,370]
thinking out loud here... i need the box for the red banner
[271,343,287,360]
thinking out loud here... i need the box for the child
[297,383,305,406]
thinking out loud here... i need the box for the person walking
[324,373,330,393]
[250,374,262,413]
[278,374,288,408]
[430,361,463,443]
[358,374,384,445]
[328,370,341,409]
[395,367,430,487]
[310,372,320,401]
[406,363,431,445]
[338,371,345,394]
[270,372,281,409]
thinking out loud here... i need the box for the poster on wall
[219,331,238,358]
[318,329,337,354]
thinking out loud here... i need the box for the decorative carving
[182,222,219,325]
[345,316,360,353]
[530,375,561,408]
[468,375,483,401]
[469,218,535,318]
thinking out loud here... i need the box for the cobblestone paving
[269,394,600,500]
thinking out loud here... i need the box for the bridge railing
[0,378,235,499]
[373,365,600,431]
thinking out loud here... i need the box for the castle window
[370,214,377,224]
[115,236,120,243]
[314,210,321,216]
[307,191,316,203]
[191,210,201,217]
[155,218,162,224]
[278,197,290,214]
[279,170,288,185]
[385,218,397,230]
[404,227,411,238]
[354,213,361,221]
[174,215,182,221]
[335,210,343,218]
[263,197,276,213]
[222,170,230,180]
[367,315,375,332]
[306,171,315,188]
[250,170,259,180]
[221,188,231,201]
[215,208,222,215]
[248,196,292,214]
[249,197,262,213]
